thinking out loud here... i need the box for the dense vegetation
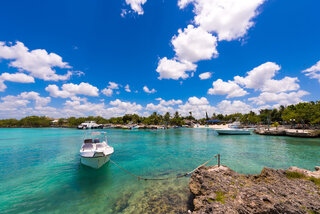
[0,101,319,128]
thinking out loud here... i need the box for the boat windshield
[84,132,107,143]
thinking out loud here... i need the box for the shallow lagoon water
[1,128,319,213]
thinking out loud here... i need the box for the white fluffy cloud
[156,0,265,80]
[104,99,143,116]
[261,77,300,93]
[302,60,320,83]
[0,41,75,81]
[143,86,156,94]
[155,98,182,106]
[248,90,309,106]
[0,80,6,92]
[102,88,113,97]
[177,97,216,119]
[217,100,251,115]
[146,98,182,114]
[178,0,265,41]
[45,82,99,98]
[208,79,248,98]
[0,91,52,118]
[108,82,119,89]
[124,0,147,15]
[0,72,35,83]
[20,91,51,107]
[145,97,215,119]
[156,25,215,80]
[234,62,300,93]
[234,62,281,90]
[63,98,143,118]
[125,84,131,92]
[199,72,212,80]
[156,58,197,80]
[172,25,218,63]
[101,81,120,97]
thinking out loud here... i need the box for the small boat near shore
[215,122,251,135]
[80,132,114,168]
[77,121,103,129]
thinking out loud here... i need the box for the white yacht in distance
[215,121,251,135]
[77,121,103,129]
[80,132,114,168]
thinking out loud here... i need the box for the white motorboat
[80,132,114,168]
[78,121,103,129]
[215,121,251,135]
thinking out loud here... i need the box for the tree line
[0,101,319,128]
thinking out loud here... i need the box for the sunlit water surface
[1,128,319,213]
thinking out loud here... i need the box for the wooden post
[218,154,220,167]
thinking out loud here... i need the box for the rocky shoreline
[189,165,320,213]
[255,128,320,138]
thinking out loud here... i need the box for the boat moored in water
[80,132,114,168]
[77,121,103,129]
[215,121,251,135]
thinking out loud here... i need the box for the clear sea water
[0,128,319,213]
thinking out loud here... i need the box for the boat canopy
[84,132,107,143]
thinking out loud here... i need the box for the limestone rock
[189,165,320,213]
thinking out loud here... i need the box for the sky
[0,0,320,119]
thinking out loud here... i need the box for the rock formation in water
[189,165,320,213]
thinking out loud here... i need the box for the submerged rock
[111,179,192,214]
[189,165,320,213]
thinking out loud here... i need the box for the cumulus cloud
[178,0,265,41]
[108,82,119,89]
[109,99,143,112]
[0,91,52,118]
[0,72,35,83]
[302,60,320,83]
[156,58,197,80]
[199,72,212,80]
[102,88,113,97]
[63,98,144,118]
[217,100,251,115]
[248,90,309,106]
[177,96,216,119]
[261,77,300,93]
[45,82,99,98]
[156,25,215,80]
[101,81,120,97]
[0,80,6,92]
[124,0,147,15]
[155,98,182,106]
[156,0,266,80]
[172,25,218,63]
[64,97,105,116]
[125,84,131,92]
[234,62,281,90]
[143,86,157,93]
[0,41,75,81]
[146,98,182,115]
[208,79,248,98]
[234,62,300,93]
[145,96,215,119]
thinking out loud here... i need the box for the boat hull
[80,155,110,169]
[216,130,251,135]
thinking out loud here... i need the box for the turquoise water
[1,128,319,213]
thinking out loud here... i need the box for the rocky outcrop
[255,128,320,138]
[189,165,320,213]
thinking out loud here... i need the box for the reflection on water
[0,128,319,213]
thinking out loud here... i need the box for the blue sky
[0,0,320,119]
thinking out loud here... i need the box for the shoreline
[254,127,320,138]
[189,165,320,213]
